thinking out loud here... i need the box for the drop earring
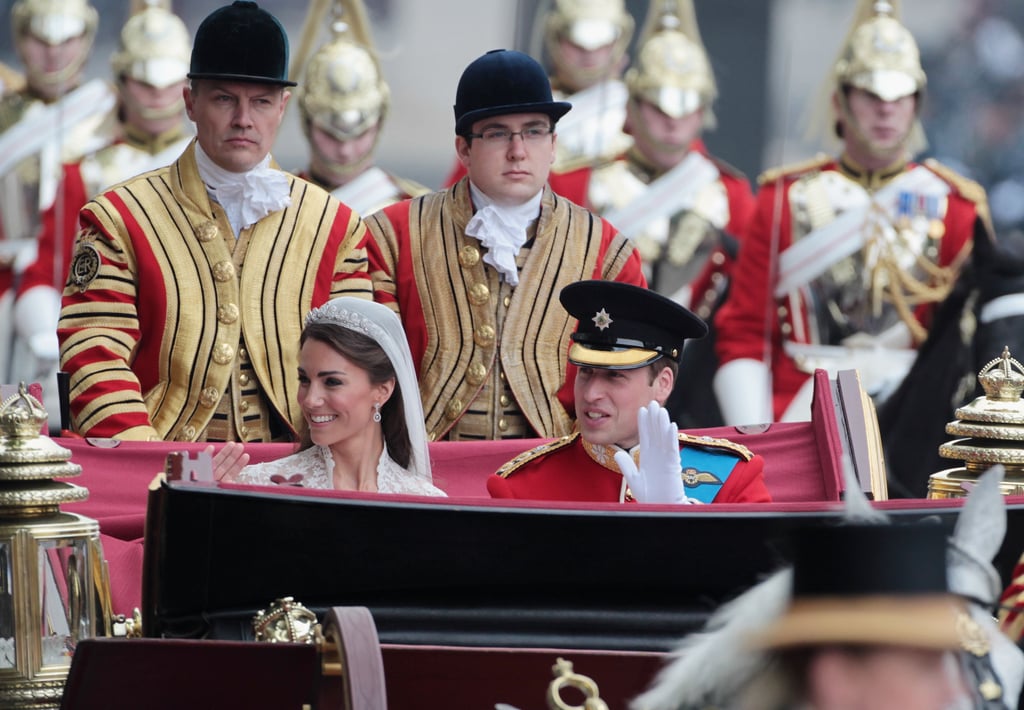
[373,402,382,423]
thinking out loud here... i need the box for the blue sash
[678,446,740,504]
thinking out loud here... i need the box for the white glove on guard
[613,401,691,504]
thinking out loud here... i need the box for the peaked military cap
[560,280,707,370]
[188,1,296,87]
[454,49,571,136]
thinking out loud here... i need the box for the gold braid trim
[495,433,580,478]
[678,432,754,460]
[757,153,832,186]
[924,158,992,233]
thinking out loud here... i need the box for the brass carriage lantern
[0,385,110,708]
[930,348,1024,498]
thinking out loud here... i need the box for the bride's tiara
[305,301,388,344]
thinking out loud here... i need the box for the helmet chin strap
[25,34,94,97]
[310,146,375,187]
[129,95,186,122]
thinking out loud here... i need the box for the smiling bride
[211,297,444,496]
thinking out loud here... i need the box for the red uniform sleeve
[713,455,772,503]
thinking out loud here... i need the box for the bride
[211,297,444,496]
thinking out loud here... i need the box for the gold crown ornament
[930,348,1024,498]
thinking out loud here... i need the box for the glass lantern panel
[0,542,13,669]
[37,538,91,668]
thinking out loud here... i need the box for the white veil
[304,297,432,482]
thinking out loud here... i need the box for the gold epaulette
[923,158,992,235]
[757,153,832,187]
[678,432,754,461]
[495,433,580,478]
[391,173,431,199]
[923,158,987,206]
[553,152,607,175]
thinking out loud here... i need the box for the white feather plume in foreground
[629,567,793,710]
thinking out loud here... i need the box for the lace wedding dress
[236,444,445,496]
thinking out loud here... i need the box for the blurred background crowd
[2,0,1019,239]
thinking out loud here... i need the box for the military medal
[896,190,913,230]
[924,195,944,238]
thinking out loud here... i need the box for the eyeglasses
[466,126,554,145]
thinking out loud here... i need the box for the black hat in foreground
[454,49,572,136]
[560,281,707,370]
[753,523,963,651]
[188,1,296,87]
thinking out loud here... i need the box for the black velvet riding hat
[188,1,296,87]
[454,49,571,136]
[753,523,963,651]
[560,280,707,370]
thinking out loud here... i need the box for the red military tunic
[557,140,755,320]
[715,155,983,420]
[487,431,771,503]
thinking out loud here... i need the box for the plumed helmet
[188,0,296,87]
[11,0,97,46]
[299,38,388,141]
[625,0,716,120]
[545,0,634,91]
[11,0,97,91]
[111,3,191,89]
[453,49,572,136]
[834,0,925,101]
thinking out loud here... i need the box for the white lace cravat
[464,183,542,286]
[194,143,291,236]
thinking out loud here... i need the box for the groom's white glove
[613,401,691,504]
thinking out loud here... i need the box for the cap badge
[592,308,613,331]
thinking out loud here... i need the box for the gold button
[218,303,239,324]
[195,222,219,242]
[239,400,249,412]
[239,373,250,386]
[239,426,249,438]
[468,283,489,305]
[499,394,510,407]
[181,425,196,440]
[474,324,495,347]
[458,245,480,268]
[239,348,249,361]
[213,261,236,282]
[498,418,508,431]
[777,306,788,317]
[712,251,726,265]
[466,362,487,386]
[710,273,724,284]
[445,399,463,420]
[212,343,234,365]
[428,431,437,442]
[499,371,506,381]
[200,386,220,407]
[503,296,511,307]
[781,323,792,335]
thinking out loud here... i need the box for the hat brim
[456,101,572,135]
[187,71,297,87]
[749,595,964,651]
[568,342,664,370]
